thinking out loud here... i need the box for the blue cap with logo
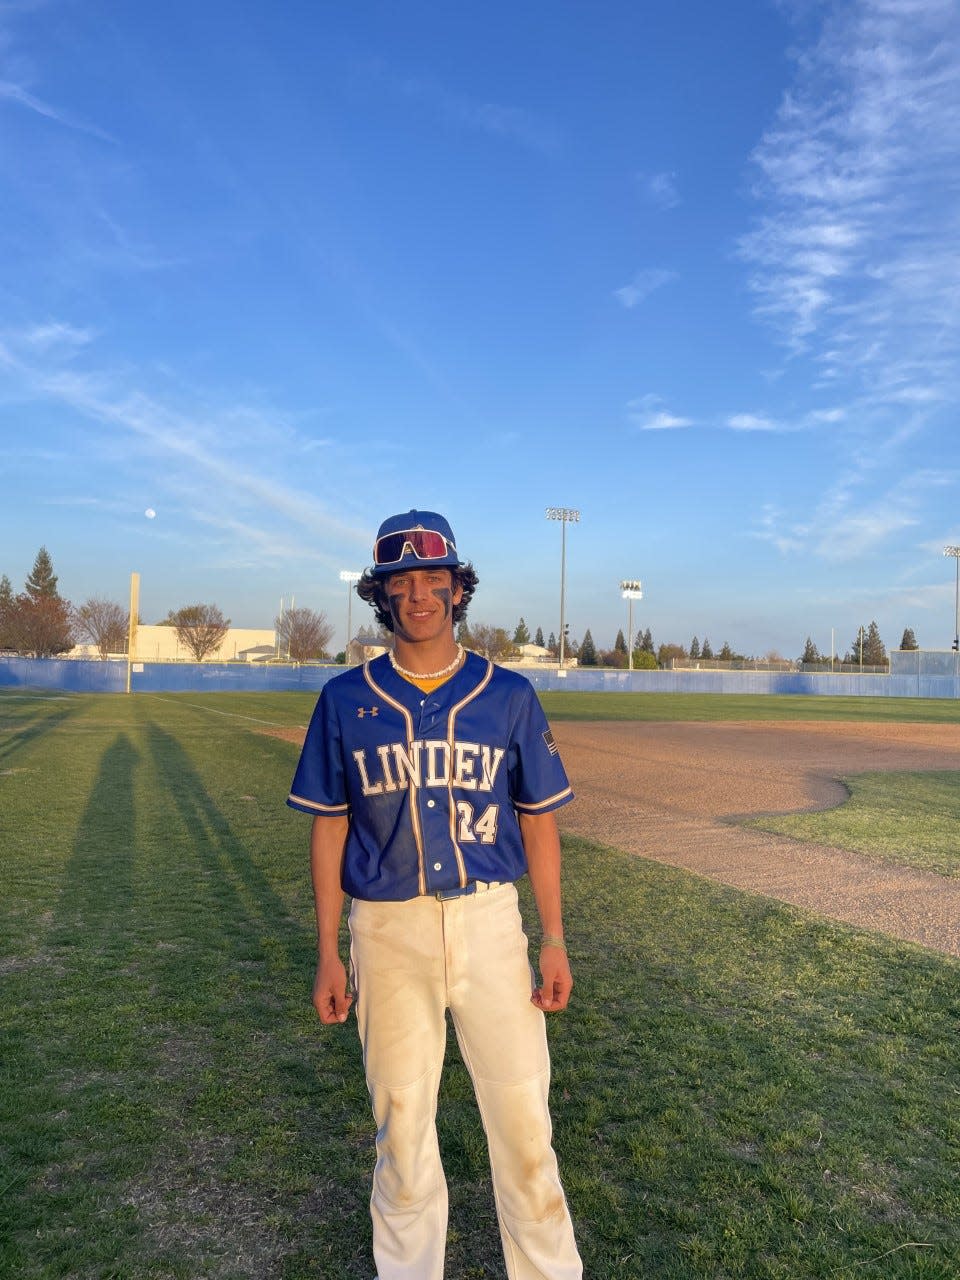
[370,509,464,577]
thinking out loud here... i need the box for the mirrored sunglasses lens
[374,529,450,564]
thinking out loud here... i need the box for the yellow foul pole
[126,572,140,694]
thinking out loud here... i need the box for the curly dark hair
[356,564,479,634]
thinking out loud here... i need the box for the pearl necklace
[389,644,464,681]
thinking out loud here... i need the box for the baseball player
[288,509,582,1280]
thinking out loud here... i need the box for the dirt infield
[271,719,960,958]
[553,720,960,958]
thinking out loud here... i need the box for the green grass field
[750,772,960,879]
[2,690,959,1278]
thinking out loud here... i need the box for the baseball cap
[370,510,464,577]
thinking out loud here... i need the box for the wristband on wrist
[540,935,567,953]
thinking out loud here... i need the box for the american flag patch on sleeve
[542,729,559,755]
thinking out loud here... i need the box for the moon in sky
[144,508,156,519]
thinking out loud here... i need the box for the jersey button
[427,799,435,808]
[433,862,442,871]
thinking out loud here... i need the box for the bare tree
[75,597,128,659]
[170,604,230,662]
[0,575,15,650]
[275,606,334,663]
[468,623,515,661]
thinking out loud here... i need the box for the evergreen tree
[614,628,627,654]
[847,621,887,667]
[701,637,713,659]
[689,636,700,659]
[640,627,654,654]
[14,593,74,656]
[512,617,531,646]
[899,627,919,650]
[578,629,598,665]
[718,641,733,661]
[25,547,59,600]
[17,549,72,656]
[534,626,544,647]
[547,631,557,656]
[863,620,887,666]
[800,636,821,664]
[855,626,870,665]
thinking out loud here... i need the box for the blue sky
[2,0,958,659]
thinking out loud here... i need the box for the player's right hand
[313,957,354,1025]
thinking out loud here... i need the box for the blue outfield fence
[0,657,341,695]
[2,652,959,699]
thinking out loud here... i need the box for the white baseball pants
[348,882,583,1280]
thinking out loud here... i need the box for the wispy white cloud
[359,61,560,155]
[753,463,956,565]
[637,169,680,209]
[727,405,846,433]
[739,0,960,399]
[627,393,692,431]
[0,76,116,142]
[2,333,372,569]
[614,268,676,309]
[813,468,952,562]
[17,321,94,350]
[738,0,960,573]
[467,101,559,153]
[752,503,809,555]
[727,413,780,432]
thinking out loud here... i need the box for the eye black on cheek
[432,587,453,618]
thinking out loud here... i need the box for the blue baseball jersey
[287,651,573,901]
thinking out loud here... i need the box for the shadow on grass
[49,731,139,952]
[142,721,314,973]
[139,722,374,1277]
[1,732,142,1274]
[0,696,80,770]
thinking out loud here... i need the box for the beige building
[347,630,389,665]
[129,624,277,662]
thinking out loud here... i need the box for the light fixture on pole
[944,546,960,653]
[546,507,580,668]
[620,580,642,670]
[340,570,361,664]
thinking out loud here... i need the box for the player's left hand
[532,945,573,1012]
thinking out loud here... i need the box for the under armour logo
[357,706,380,718]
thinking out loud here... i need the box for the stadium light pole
[945,546,960,654]
[339,570,361,664]
[620,580,642,670]
[546,507,579,668]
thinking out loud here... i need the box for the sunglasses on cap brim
[373,529,457,566]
